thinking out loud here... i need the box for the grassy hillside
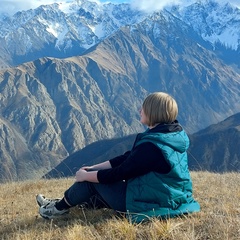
[0,172,239,240]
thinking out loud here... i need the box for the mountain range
[0,0,239,182]
[0,1,239,69]
[45,112,240,179]
[188,112,240,172]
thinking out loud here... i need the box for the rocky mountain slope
[0,1,239,69]
[0,0,239,182]
[0,1,146,69]
[188,112,240,172]
[45,112,240,179]
[170,1,240,67]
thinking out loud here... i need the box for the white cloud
[130,0,182,12]
[0,0,33,15]
[0,0,56,15]
[130,0,240,12]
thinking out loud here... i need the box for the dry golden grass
[0,172,240,240]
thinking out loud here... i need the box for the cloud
[0,0,33,15]
[0,0,239,16]
[130,0,183,12]
[130,0,240,12]
[0,0,57,15]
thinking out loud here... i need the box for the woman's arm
[75,152,130,183]
[82,160,112,171]
[75,169,99,183]
[97,143,170,184]
[81,151,131,171]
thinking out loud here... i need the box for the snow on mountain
[0,0,239,68]
[0,0,240,181]
[170,1,240,51]
[0,1,148,68]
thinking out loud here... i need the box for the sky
[0,0,239,16]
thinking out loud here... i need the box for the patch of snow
[56,25,69,47]
[94,22,105,39]
[46,23,59,38]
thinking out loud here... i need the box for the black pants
[64,180,127,212]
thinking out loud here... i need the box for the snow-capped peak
[0,0,239,68]
[170,0,240,50]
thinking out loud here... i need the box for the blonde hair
[142,92,178,126]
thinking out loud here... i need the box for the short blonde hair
[142,92,178,126]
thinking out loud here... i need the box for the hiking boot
[36,194,61,207]
[39,201,69,219]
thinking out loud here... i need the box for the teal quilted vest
[126,130,200,222]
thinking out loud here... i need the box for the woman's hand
[75,168,88,182]
[81,166,95,172]
[75,167,99,183]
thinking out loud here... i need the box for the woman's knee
[64,181,93,206]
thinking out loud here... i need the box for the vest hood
[139,130,189,154]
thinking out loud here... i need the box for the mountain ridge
[0,0,239,181]
[188,112,240,172]
[45,112,240,179]
[0,0,239,69]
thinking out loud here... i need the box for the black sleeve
[109,151,131,168]
[97,142,170,184]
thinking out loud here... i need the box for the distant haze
[0,0,239,16]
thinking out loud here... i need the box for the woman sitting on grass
[37,92,200,222]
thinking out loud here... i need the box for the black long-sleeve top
[97,121,183,184]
